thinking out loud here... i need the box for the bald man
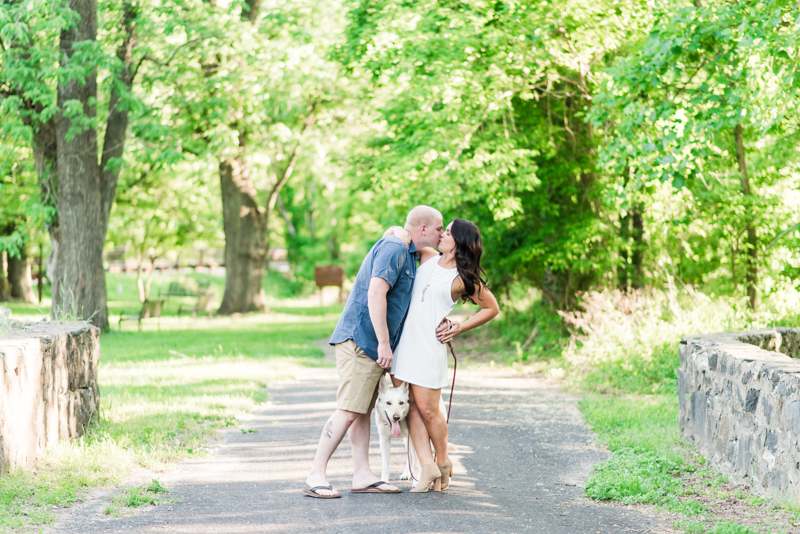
[304,205,444,498]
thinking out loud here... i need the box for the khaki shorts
[335,339,384,414]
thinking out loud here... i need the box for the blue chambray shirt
[329,236,418,361]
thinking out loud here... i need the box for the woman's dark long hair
[450,218,489,303]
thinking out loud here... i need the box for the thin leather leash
[407,339,457,482]
[445,340,457,424]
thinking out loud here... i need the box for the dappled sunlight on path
[47,367,675,534]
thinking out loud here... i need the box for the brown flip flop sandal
[303,485,341,499]
[350,481,402,493]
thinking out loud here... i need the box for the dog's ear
[401,381,409,395]
[378,374,389,394]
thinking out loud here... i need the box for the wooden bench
[159,282,196,299]
[178,291,214,318]
[119,299,165,331]
[314,266,345,306]
[159,281,212,300]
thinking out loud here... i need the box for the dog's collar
[382,409,393,427]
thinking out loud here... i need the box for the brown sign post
[314,266,345,306]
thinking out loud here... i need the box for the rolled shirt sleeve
[370,242,407,288]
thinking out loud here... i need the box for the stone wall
[679,328,800,494]
[0,322,100,473]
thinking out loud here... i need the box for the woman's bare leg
[390,376,436,466]
[406,403,435,465]
[410,384,448,466]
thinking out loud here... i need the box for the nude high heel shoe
[410,464,442,493]
[438,458,453,490]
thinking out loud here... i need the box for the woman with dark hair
[387,218,500,493]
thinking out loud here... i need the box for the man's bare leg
[349,410,400,491]
[306,409,359,496]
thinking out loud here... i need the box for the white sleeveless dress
[391,255,459,389]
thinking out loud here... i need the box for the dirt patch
[685,480,800,533]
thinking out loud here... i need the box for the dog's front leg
[379,433,392,483]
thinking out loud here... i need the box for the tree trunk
[8,248,36,303]
[214,1,269,315]
[0,251,9,301]
[144,258,157,301]
[329,233,339,261]
[217,104,312,314]
[631,204,644,290]
[307,177,315,241]
[32,115,60,283]
[542,268,570,309]
[730,229,738,289]
[734,123,757,311]
[100,0,138,237]
[241,0,263,21]
[618,212,630,291]
[53,0,109,328]
[136,260,146,303]
[37,244,44,303]
[276,194,296,237]
[218,156,267,314]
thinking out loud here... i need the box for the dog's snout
[393,415,401,421]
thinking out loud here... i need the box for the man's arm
[367,276,393,369]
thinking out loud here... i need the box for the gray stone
[772,469,785,490]
[763,398,773,424]
[0,323,100,473]
[765,430,779,453]
[785,400,800,434]
[745,389,759,413]
[692,390,707,439]
[680,327,800,494]
[724,379,733,396]
[738,436,752,475]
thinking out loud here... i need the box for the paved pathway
[48,361,674,534]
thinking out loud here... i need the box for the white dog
[374,375,421,483]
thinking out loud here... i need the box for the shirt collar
[409,240,417,254]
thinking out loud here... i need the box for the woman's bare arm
[417,247,440,264]
[436,280,500,343]
[382,226,411,247]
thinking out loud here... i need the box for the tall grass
[561,285,800,395]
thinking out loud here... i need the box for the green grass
[105,479,173,517]
[0,273,339,532]
[570,288,800,534]
[580,395,702,510]
[0,270,315,321]
[579,395,797,533]
[675,520,785,534]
